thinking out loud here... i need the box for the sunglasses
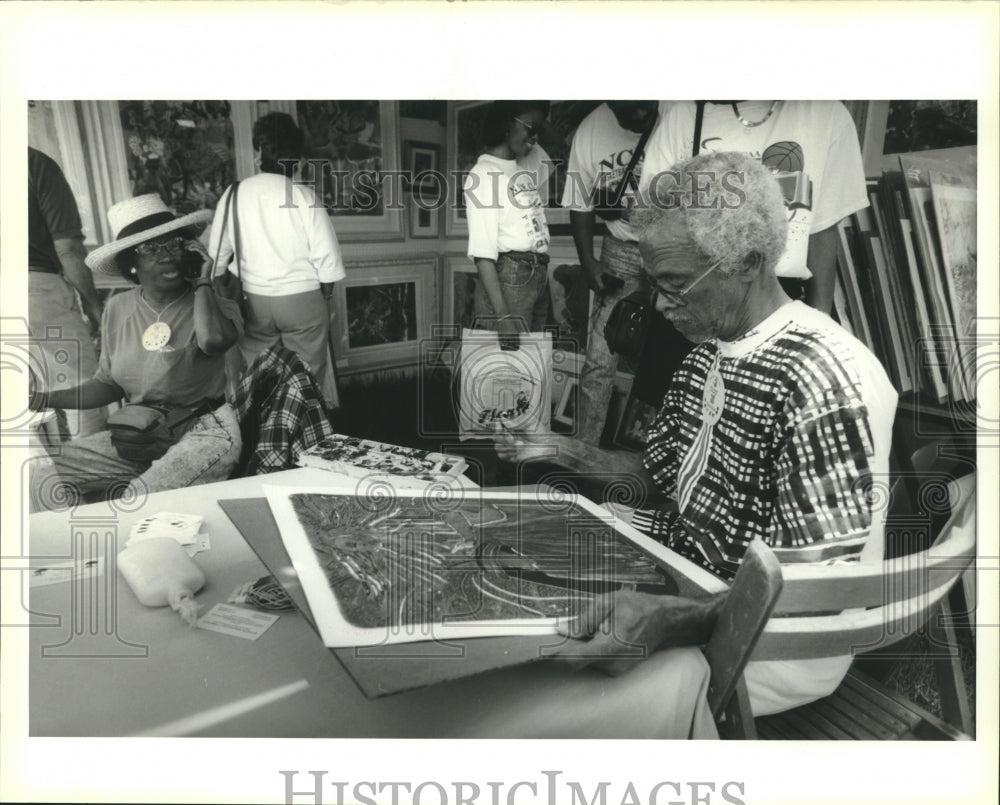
[657,257,725,305]
[512,117,540,139]
[134,236,188,258]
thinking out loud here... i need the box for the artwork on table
[265,487,677,647]
[118,100,236,215]
[330,258,436,374]
[294,100,403,240]
[613,393,659,451]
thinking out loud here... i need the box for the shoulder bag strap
[229,181,242,286]
[611,113,657,207]
[692,101,707,156]
[212,182,235,270]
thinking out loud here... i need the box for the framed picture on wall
[441,255,481,332]
[402,140,441,191]
[330,257,438,375]
[293,100,404,241]
[409,196,440,238]
[445,101,490,238]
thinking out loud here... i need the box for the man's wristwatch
[193,278,214,291]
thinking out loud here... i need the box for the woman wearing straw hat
[28,194,244,512]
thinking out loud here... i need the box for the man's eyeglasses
[657,257,725,305]
[513,117,540,139]
[135,236,188,258]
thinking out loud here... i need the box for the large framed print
[264,486,682,648]
[294,100,404,241]
[330,257,437,375]
[445,100,490,237]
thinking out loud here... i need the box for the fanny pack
[107,399,221,464]
[603,288,655,357]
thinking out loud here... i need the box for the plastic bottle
[118,537,206,626]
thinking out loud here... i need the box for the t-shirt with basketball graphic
[639,101,868,279]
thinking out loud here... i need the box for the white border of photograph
[330,256,438,375]
[262,484,726,648]
[552,377,578,428]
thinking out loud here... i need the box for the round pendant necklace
[732,100,779,130]
[138,289,186,351]
[702,352,725,427]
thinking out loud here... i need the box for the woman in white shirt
[463,101,551,338]
[209,112,345,405]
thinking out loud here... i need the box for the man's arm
[804,224,839,314]
[53,237,103,335]
[493,429,647,477]
[569,210,606,294]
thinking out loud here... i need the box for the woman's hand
[186,239,214,282]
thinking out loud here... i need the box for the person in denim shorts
[464,101,552,337]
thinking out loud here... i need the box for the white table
[28,468,723,738]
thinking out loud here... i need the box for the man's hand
[581,255,607,294]
[492,426,561,463]
[554,590,725,676]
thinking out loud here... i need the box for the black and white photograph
[1,3,997,805]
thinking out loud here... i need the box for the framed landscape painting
[330,257,437,375]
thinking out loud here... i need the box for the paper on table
[29,557,105,588]
[262,484,682,649]
[196,603,279,640]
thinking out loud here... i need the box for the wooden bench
[705,472,976,740]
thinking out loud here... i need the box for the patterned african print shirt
[631,301,897,580]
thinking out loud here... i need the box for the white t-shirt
[640,101,868,279]
[464,152,551,261]
[560,102,671,243]
[560,103,646,243]
[207,172,346,296]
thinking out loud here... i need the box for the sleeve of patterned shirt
[767,378,876,564]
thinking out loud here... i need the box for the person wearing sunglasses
[464,101,552,339]
[28,194,244,511]
[494,151,896,719]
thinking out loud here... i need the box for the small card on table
[196,603,279,640]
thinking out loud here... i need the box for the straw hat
[85,194,213,275]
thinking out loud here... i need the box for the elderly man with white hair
[497,150,897,716]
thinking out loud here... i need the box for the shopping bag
[457,328,552,440]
